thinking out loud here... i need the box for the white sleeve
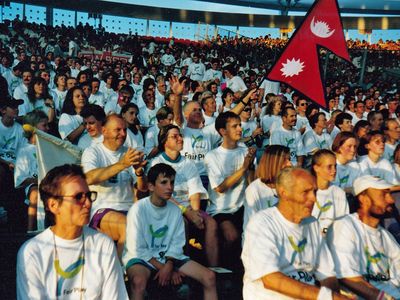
[186,163,208,199]
[327,219,362,278]
[243,215,282,281]
[165,208,187,260]
[14,147,33,188]
[204,153,224,189]
[144,127,157,155]
[314,238,336,281]
[81,147,99,173]
[100,237,129,300]
[16,244,46,300]
[302,131,318,155]
[58,114,80,140]
[123,204,154,267]
[270,130,280,145]
[296,132,306,156]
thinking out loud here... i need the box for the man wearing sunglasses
[17,164,128,299]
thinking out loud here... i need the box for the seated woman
[243,145,292,232]
[14,110,49,232]
[58,86,88,144]
[311,149,349,236]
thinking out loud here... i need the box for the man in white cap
[327,175,400,300]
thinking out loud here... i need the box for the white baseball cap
[353,175,393,196]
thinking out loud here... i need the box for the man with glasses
[104,85,134,115]
[328,175,400,299]
[81,114,147,258]
[295,96,309,135]
[17,164,128,299]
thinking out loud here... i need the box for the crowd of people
[0,17,398,299]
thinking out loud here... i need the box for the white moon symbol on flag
[310,17,335,38]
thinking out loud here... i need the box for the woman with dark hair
[260,95,282,143]
[331,131,361,194]
[19,76,55,122]
[243,145,292,231]
[58,86,87,144]
[120,103,144,151]
[311,149,349,235]
[358,130,399,185]
[51,73,67,115]
[100,71,118,101]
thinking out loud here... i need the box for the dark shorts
[200,175,209,190]
[126,258,191,274]
[213,206,244,229]
[89,208,127,229]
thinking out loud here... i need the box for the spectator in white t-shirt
[242,167,348,300]
[205,111,256,270]
[311,149,349,235]
[383,119,400,162]
[328,175,400,299]
[243,145,291,232]
[88,78,106,108]
[200,91,217,127]
[223,64,247,100]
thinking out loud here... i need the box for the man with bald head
[81,114,147,258]
[242,167,351,300]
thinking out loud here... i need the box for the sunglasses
[243,108,252,112]
[299,102,308,106]
[51,191,98,205]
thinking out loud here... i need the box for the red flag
[267,0,350,108]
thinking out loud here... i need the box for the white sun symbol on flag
[280,58,305,77]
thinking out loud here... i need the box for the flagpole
[358,47,368,88]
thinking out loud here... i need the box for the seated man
[17,164,128,299]
[328,175,400,299]
[242,167,351,300]
[123,163,217,300]
[81,114,147,258]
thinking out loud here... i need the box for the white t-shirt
[187,62,206,81]
[203,69,223,82]
[124,128,144,152]
[17,227,128,300]
[123,197,188,269]
[0,119,26,164]
[260,79,280,95]
[242,207,336,300]
[241,120,257,139]
[144,125,159,156]
[81,143,136,217]
[332,159,361,191]
[205,145,249,215]
[270,125,305,165]
[295,115,310,132]
[51,88,67,113]
[77,134,103,150]
[243,178,278,231]
[226,76,247,93]
[160,53,176,66]
[138,106,157,127]
[18,98,51,117]
[302,129,333,155]
[88,92,106,108]
[383,142,397,163]
[327,213,400,298]
[358,156,400,185]
[99,85,117,103]
[104,99,122,115]
[13,84,28,102]
[203,113,216,127]
[261,114,281,146]
[58,114,84,140]
[149,153,208,206]
[312,185,349,235]
[180,124,221,176]
[14,143,37,188]
[3,69,21,95]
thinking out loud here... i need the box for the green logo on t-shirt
[339,175,349,185]
[150,224,168,247]
[1,136,15,149]
[285,138,295,147]
[316,200,333,213]
[54,256,85,296]
[191,135,204,148]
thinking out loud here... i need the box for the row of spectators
[2,18,400,299]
